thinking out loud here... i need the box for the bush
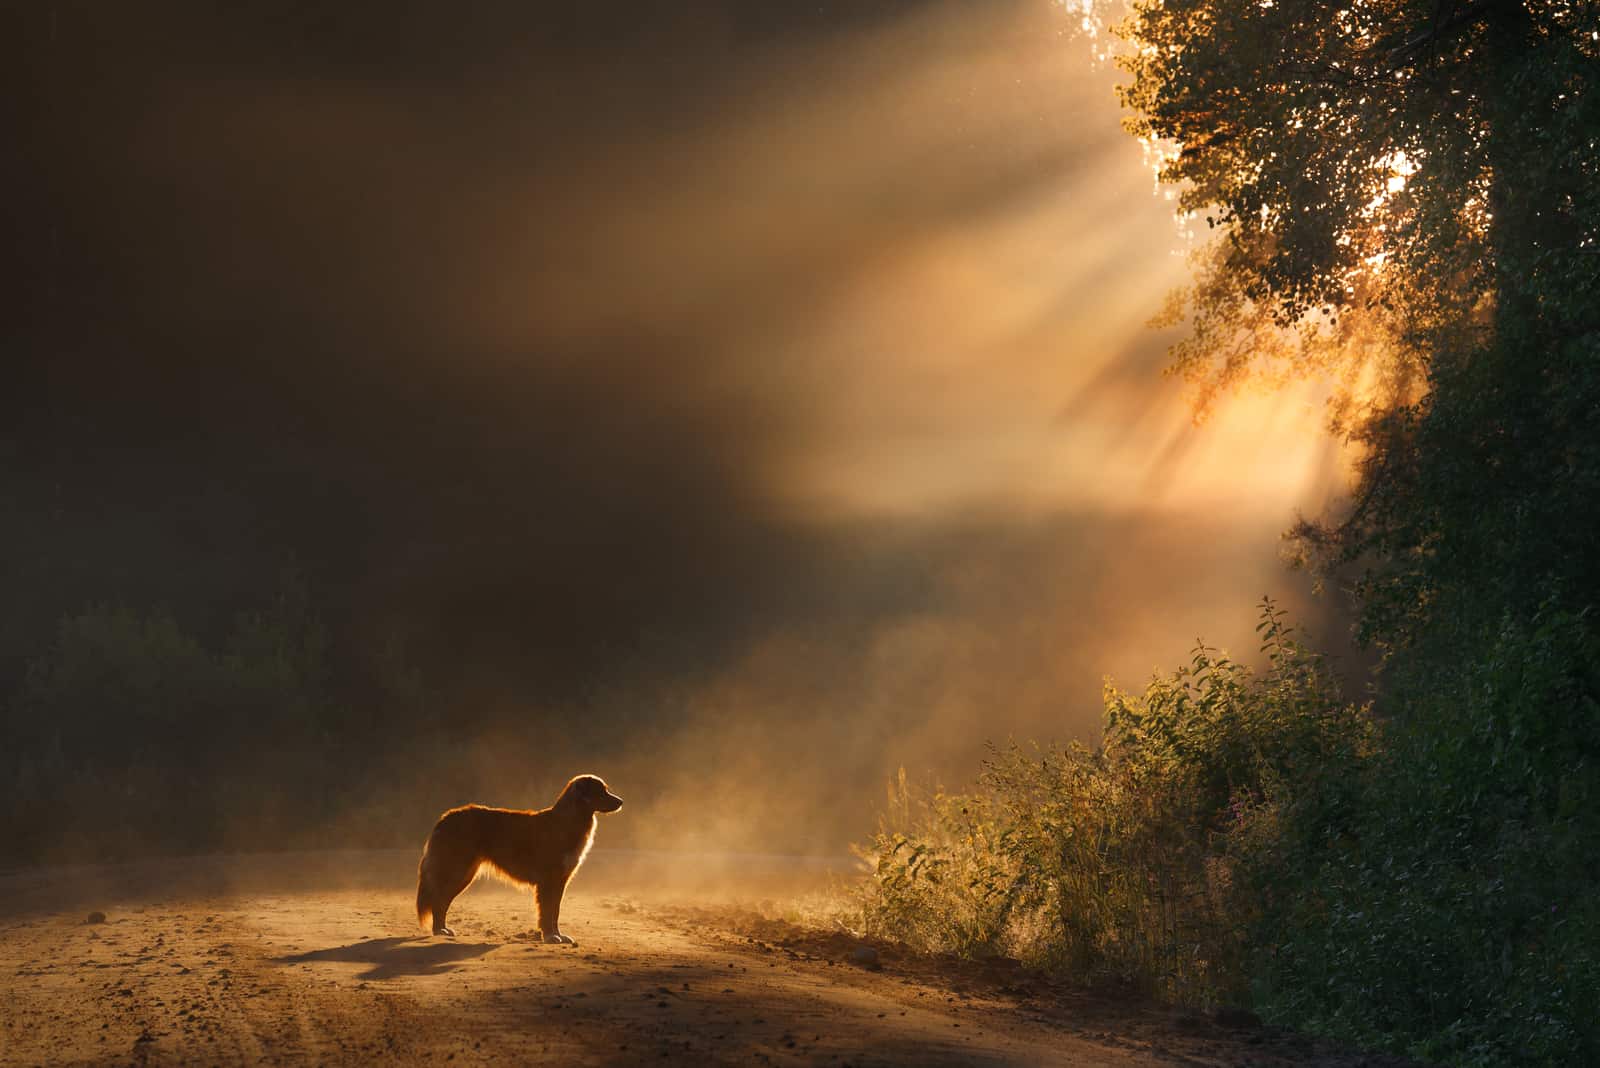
[859,599,1600,1063]
[1249,606,1600,1065]
[860,600,1371,1006]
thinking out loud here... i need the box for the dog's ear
[554,776,585,811]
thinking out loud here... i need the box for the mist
[4,0,1350,861]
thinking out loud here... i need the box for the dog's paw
[433,926,455,938]
[542,932,575,945]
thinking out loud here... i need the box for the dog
[415,774,624,943]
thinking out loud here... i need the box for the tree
[1115,3,1600,1060]
[1118,0,1600,649]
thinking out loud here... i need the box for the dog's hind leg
[422,855,478,937]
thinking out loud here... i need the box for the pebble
[849,945,882,970]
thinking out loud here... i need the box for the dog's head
[563,774,624,814]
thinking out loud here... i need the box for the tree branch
[1385,0,1513,68]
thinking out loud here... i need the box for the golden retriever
[415,774,623,942]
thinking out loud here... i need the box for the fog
[5,0,1351,861]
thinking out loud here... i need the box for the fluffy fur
[415,774,624,943]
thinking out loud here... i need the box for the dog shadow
[276,937,498,980]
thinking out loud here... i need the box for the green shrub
[858,769,1023,959]
[860,600,1371,1006]
[1249,606,1600,1065]
[862,599,1600,1063]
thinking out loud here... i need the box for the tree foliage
[1120,0,1598,324]
[1121,0,1600,647]
[1114,0,1600,1060]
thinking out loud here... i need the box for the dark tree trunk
[1482,0,1540,343]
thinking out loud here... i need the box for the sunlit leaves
[1117,0,1597,366]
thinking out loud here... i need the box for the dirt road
[1,852,1405,1066]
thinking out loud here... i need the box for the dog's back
[417,805,542,929]
[418,805,550,891]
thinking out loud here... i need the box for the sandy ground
[0,851,1412,1067]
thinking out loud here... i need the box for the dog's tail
[416,838,434,932]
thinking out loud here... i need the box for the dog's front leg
[534,879,574,944]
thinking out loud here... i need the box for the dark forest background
[4,2,871,858]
